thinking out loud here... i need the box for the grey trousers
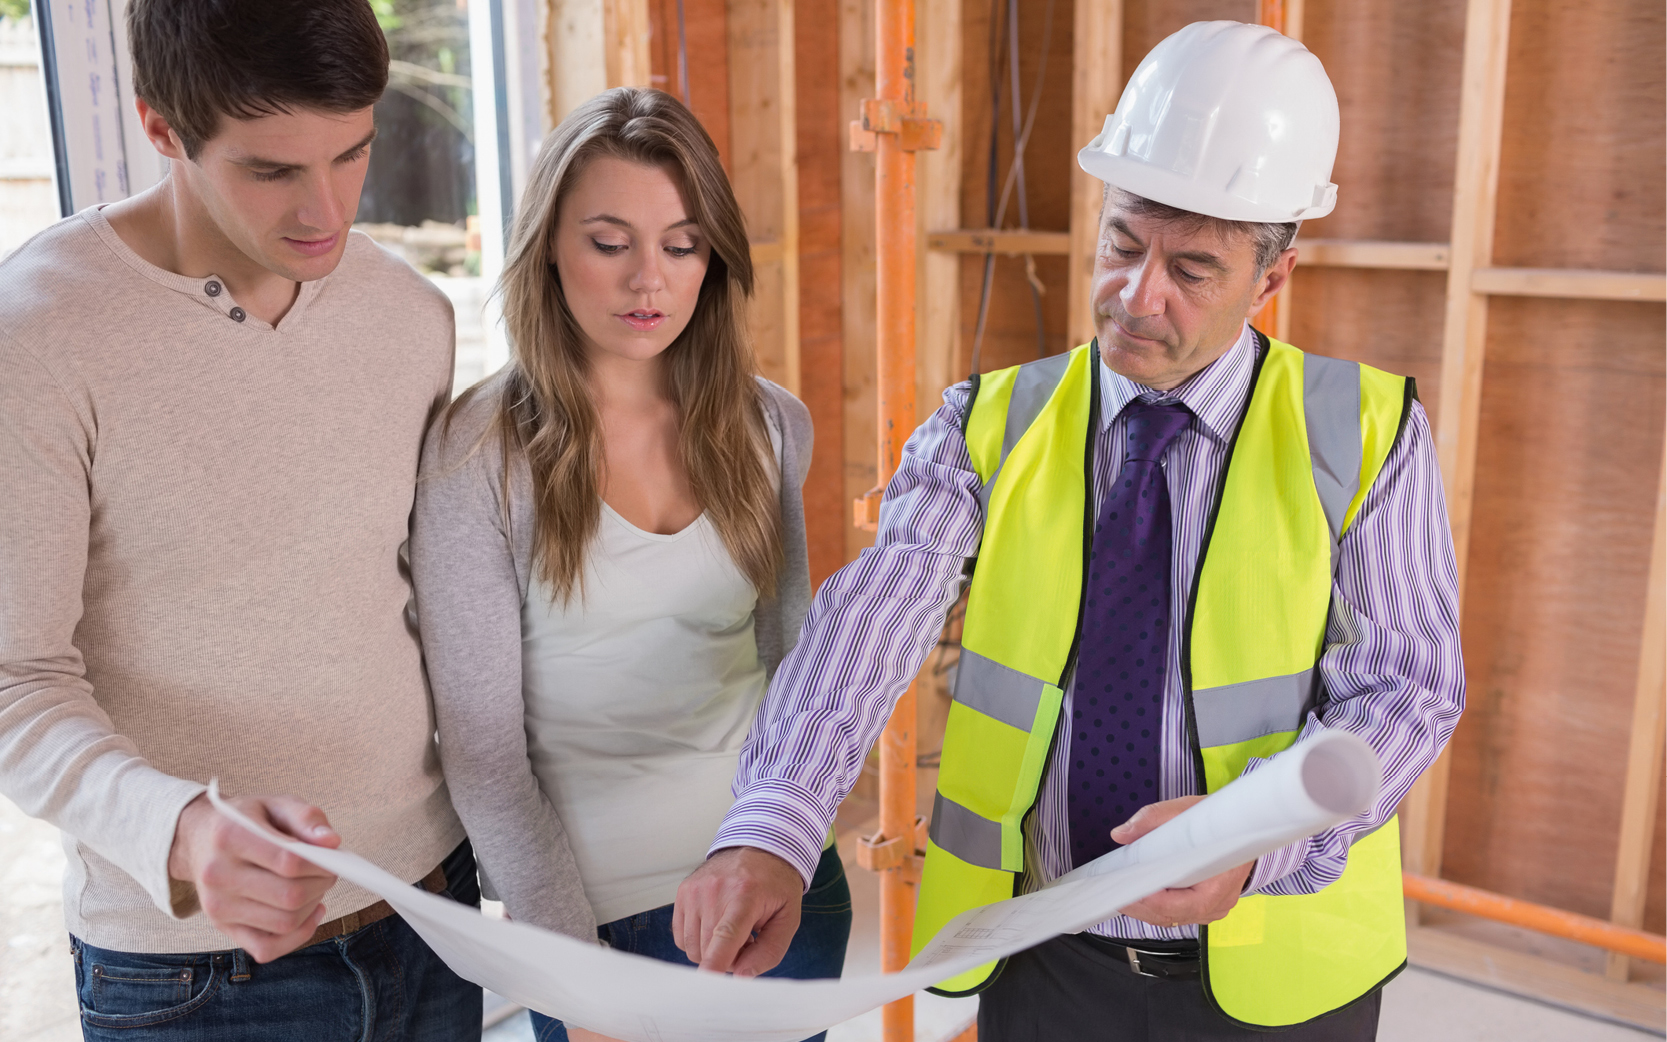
[976,934,1383,1042]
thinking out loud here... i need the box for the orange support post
[848,0,941,1039]
[1402,873,1667,964]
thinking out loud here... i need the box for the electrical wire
[968,0,1058,374]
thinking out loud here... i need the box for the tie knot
[1122,400,1192,462]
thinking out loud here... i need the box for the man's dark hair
[128,0,389,160]
[1105,186,1299,277]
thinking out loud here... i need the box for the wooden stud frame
[916,0,961,417]
[602,0,653,89]
[919,0,1664,1022]
[1066,0,1122,353]
[1400,0,1515,898]
[543,0,1665,1023]
[727,0,802,395]
[923,231,1665,303]
[1606,463,1666,983]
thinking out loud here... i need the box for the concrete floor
[4,795,1658,1042]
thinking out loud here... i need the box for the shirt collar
[1097,323,1258,444]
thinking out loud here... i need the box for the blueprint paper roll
[208,728,1381,1042]
[1047,727,1382,892]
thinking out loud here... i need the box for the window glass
[23,0,507,393]
[357,0,490,394]
[0,10,59,259]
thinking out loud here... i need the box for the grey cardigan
[410,373,814,939]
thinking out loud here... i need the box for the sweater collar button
[205,280,222,297]
[229,307,247,323]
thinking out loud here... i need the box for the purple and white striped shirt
[713,324,1465,941]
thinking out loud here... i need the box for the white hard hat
[1078,20,1340,223]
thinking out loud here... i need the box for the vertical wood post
[1252,0,1296,343]
[795,0,850,587]
[1066,0,1122,352]
[838,0,877,563]
[603,0,653,88]
[917,0,961,409]
[1606,460,1666,981]
[728,0,801,393]
[1401,0,1513,892]
[546,0,608,125]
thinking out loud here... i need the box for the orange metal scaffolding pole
[848,0,941,1039]
[1402,873,1667,964]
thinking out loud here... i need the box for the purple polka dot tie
[1067,399,1193,869]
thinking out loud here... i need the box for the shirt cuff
[1243,837,1308,894]
[148,780,210,920]
[709,782,831,891]
[1235,753,1309,894]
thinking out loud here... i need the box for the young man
[0,2,479,1038]
[676,21,1464,1041]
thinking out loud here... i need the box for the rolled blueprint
[211,728,1381,1042]
[1046,723,1383,892]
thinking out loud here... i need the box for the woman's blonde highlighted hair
[449,87,780,603]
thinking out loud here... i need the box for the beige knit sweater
[0,209,466,954]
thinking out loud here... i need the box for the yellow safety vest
[912,335,1413,1027]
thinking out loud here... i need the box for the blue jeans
[531,844,852,1042]
[72,840,482,1042]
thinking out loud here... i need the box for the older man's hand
[1111,795,1256,928]
[673,846,804,976]
[167,792,341,963]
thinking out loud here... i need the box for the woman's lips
[617,311,666,332]
[283,233,340,257]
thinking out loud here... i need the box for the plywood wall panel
[1492,0,1665,271]
[645,0,732,166]
[1300,0,1464,244]
[1120,0,1253,79]
[839,0,878,563]
[955,253,1072,375]
[1442,297,1666,917]
[795,0,847,585]
[1281,0,1461,457]
[955,0,1078,372]
[1286,268,1447,417]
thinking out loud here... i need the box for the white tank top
[521,503,768,924]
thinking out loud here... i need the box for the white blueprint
[210,730,1381,1042]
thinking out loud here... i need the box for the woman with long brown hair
[410,88,849,1041]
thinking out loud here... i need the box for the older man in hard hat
[674,20,1465,1040]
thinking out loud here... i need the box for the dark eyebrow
[230,128,378,172]
[1108,216,1230,273]
[335,128,378,161]
[1108,217,1146,248]
[580,214,700,232]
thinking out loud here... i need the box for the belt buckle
[1125,946,1162,978]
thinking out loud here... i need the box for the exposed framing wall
[550,0,1665,1020]
[826,0,1667,1023]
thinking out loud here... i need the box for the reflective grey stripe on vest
[1192,668,1319,747]
[977,351,1075,517]
[929,791,1004,870]
[1302,353,1362,566]
[952,648,1048,730]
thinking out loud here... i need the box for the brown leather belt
[305,862,448,947]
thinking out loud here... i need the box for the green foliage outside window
[0,0,32,24]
